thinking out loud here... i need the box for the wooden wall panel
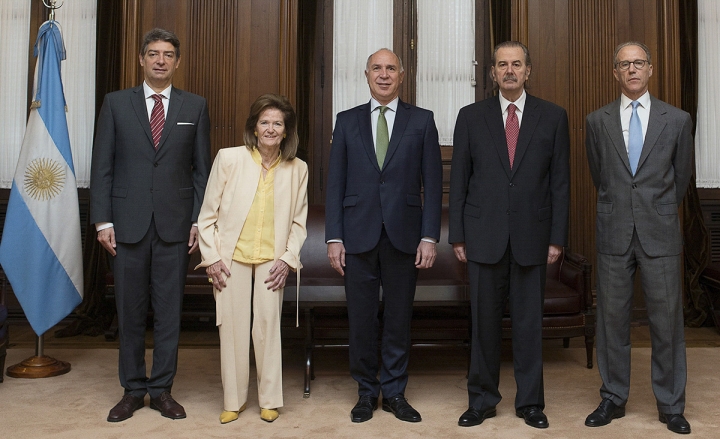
[114,0,297,158]
[510,0,682,290]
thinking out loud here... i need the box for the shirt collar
[251,146,282,170]
[621,90,650,110]
[143,81,172,100]
[499,90,527,114]
[371,96,399,113]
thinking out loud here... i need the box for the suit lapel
[157,87,184,153]
[356,102,380,173]
[638,96,667,172]
[601,98,631,174]
[512,95,541,176]
[484,97,512,177]
[384,100,410,168]
[131,86,154,148]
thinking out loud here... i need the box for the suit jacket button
[506,209,510,215]
[154,162,159,167]
[509,183,515,187]
[632,183,637,189]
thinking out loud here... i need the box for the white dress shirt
[499,90,527,127]
[620,90,651,153]
[143,81,171,119]
[370,96,399,151]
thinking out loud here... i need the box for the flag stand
[6,333,70,378]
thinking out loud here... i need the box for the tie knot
[152,94,164,103]
[508,103,517,115]
[631,100,640,110]
[379,105,388,115]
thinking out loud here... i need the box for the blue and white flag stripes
[0,21,83,336]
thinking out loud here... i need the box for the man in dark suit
[449,41,569,429]
[584,41,693,435]
[325,48,442,423]
[90,28,211,422]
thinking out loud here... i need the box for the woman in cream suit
[197,94,308,424]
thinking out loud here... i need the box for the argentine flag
[0,21,83,336]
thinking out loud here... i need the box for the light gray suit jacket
[585,95,694,257]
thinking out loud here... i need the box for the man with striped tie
[90,28,210,422]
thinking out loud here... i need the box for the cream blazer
[196,146,308,324]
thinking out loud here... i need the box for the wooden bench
[283,205,594,397]
[104,205,594,398]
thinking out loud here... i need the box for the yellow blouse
[232,148,281,264]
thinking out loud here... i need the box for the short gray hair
[365,48,405,73]
[613,41,652,66]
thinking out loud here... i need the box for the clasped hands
[206,259,290,292]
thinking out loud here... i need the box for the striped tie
[150,94,165,149]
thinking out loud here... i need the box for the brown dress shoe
[150,392,186,420]
[107,394,144,422]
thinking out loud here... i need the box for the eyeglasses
[615,59,649,71]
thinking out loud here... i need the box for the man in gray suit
[584,41,693,435]
[90,28,210,422]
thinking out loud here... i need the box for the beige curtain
[695,0,720,187]
[416,0,475,145]
[0,0,31,188]
[332,0,393,127]
[54,0,97,188]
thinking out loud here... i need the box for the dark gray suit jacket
[90,85,211,243]
[585,96,694,257]
[449,94,570,266]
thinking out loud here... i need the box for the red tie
[150,94,165,149]
[506,103,519,168]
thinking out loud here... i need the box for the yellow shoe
[260,408,279,422]
[220,403,247,424]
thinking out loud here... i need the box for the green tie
[376,106,389,169]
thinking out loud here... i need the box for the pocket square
[177,122,195,126]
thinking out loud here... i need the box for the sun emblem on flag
[24,158,66,201]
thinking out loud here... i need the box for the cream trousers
[217,259,284,410]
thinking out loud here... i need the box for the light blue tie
[628,101,642,175]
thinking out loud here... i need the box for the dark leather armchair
[502,250,595,368]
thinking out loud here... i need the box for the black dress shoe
[458,406,496,427]
[585,398,625,427]
[382,395,422,422]
[150,392,186,420]
[351,395,378,423]
[659,413,691,434]
[107,394,144,422]
[516,406,549,429]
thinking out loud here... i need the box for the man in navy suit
[449,41,570,429]
[325,48,442,423]
[90,28,210,422]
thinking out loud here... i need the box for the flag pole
[6,332,71,378]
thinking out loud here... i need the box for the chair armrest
[556,250,592,311]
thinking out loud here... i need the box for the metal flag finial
[42,0,64,22]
